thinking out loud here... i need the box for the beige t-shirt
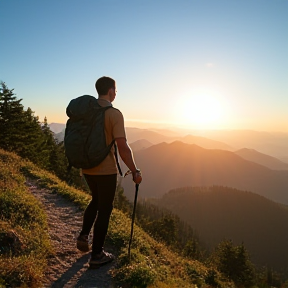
[82,98,126,175]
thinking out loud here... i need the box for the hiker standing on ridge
[76,76,142,267]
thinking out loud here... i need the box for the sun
[175,89,225,129]
[184,95,222,124]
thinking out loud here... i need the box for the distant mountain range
[121,141,288,204]
[235,148,288,170]
[51,125,235,150]
[151,186,288,272]
[49,123,65,134]
[191,129,288,162]
[129,139,153,152]
[125,127,288,162]
[50,123,288,162]
[127,140,288,170]
[125,128,234,150]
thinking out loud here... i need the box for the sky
[1,0,288,132]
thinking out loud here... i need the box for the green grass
[0,150,52,288]
[0,148,235,287]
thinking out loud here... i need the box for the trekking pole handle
[124,169,140,177]
[124,169,141,182]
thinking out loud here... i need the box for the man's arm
[115,137,142,184]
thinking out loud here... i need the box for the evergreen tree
[183,239,201,260]
[0,82,47,166]
[0,82,92,191]
[212,240,255,286]
[41,116,59,171]
[0,82,25,151]
[145,215,177,245]
[0,82,69,180]
[20,107,45,165]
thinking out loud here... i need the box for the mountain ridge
[235,148,288,170]
[121,141,288,204]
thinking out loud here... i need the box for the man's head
[95,76,117,102]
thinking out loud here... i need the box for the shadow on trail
[51,253,116,288]
[50,253,89,288]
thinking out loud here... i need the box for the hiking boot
[76,234,91,252]
[89,251,115,268]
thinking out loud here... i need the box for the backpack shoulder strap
[97,102,123,176]
[113,142,123,176]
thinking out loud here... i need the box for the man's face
[109,83,117,102]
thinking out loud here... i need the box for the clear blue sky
[1,0,288,132]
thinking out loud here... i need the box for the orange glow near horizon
[173,88,227,129]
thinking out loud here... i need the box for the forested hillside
[151,186,288,274]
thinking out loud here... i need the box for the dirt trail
[26,179,117,288]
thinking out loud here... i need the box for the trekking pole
[128,183,139,260]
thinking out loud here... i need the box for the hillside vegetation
[0,150,52,287]
[151,186,288,274]
[0,149,236,288]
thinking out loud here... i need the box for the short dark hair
[95,76,115,96]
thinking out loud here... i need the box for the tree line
[0,82,83,188]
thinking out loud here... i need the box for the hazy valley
[150,186,288,273]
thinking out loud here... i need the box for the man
[76,76,142,266]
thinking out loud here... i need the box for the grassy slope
[0,148,234,288]
[0,149,52,287]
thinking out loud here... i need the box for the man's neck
[98,95,111,103]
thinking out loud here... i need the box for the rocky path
[26,179,117,288]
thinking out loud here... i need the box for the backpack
[64,95,122,173]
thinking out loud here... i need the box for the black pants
[80,174,117,256]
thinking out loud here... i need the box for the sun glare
[175,89,225,129]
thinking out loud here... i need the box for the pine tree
[183,239,201,260]
[212,240,255,286]
[0,82,87,187]
[0,82,47,165]
[20,107,45,165]
[0,82,25,151]
[41,116,58,170]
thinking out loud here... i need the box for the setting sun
[175,89,225,129]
